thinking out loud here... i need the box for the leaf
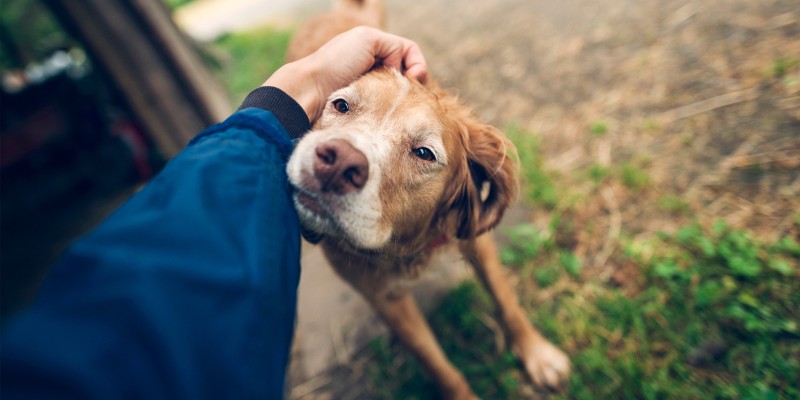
[535,266,560,288]
[500,247,525,267]
[502,224,547,264]
[728,256,761,278]
[711,220,729,237]
[677,225,702,246]
[697,237,716,258]
[767,258,793,275]
[774,237,800,257]
[654,260,681,278]
[695,281,721,307]
[559,251,582,277]
[737,292,759,308]
[726,304,762,333]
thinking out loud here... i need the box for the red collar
[426,235,449,250]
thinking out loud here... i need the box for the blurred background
[1,0,798,399]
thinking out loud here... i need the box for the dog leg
[461,234,571,389]
[373,291,477,400]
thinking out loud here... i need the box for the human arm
[1,106,302,399]
[1,26,428,399]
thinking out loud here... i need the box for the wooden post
[42,0,231,158]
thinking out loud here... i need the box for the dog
[285,1,570,398]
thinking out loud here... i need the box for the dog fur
[285,1,570,398]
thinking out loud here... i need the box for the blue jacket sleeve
[2,107,302,399]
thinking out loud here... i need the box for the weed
[619,161,651,189]
[499,224,550,268]
[771,56,799,78]
[657,194,690,215]
[589,121,609,137]
[534,264,561,288]
[558,250,582,278]
[506,124,561,209]
[587,163,611,184]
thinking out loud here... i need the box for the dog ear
[434,92,519,239]
[455,119,519,239]
[301,227,324,244]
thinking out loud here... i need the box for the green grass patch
[506,124,561,209]
[558,250,582,278]
[211,26,293,107]
[587,163,611,184]
[589,121,609,137]
[657,194,690,215]
[366,221,800,399]
[771,56,799,78]
[500,223,551,268]
[619,161,651,189]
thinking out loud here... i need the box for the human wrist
[238,87,311,139]
[263,60,324,123]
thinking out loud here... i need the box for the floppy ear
[431,88,519,240]
[453,118,519,239]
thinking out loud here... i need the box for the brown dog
[285,1,570,398]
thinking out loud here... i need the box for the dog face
[286,68,517,251]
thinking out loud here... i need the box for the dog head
[286,68,518,251]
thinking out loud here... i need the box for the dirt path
[388,0,798,249]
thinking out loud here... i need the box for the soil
[288,0,799,398]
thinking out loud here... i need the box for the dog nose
[313,139,369,194]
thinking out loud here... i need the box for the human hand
[264,26,428,123]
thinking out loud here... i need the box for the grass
[620,161,651,190]
[505,124,561,210]
[589,121,609,137]
[572,222,799,399]
[163,0,196,11]
[365,125,800,399]
[587,163,611,184]
[209,27,293,107]
[367,220,800,399]
[771,57,799,79]
[657,194,691,215]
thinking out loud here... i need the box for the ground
[389,0,798,243]
[277,0,799,398]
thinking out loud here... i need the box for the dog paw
[516,340,571,390]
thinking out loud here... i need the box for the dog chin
[292,193,390,250]
[293,194,338,235]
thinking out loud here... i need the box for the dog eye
[412,147,436,162]
[332,99,350,113]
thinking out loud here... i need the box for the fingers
[264,27,429,124]
[401,41,428,83]
[363,27,428,83]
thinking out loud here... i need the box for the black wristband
[238,86,311,139]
